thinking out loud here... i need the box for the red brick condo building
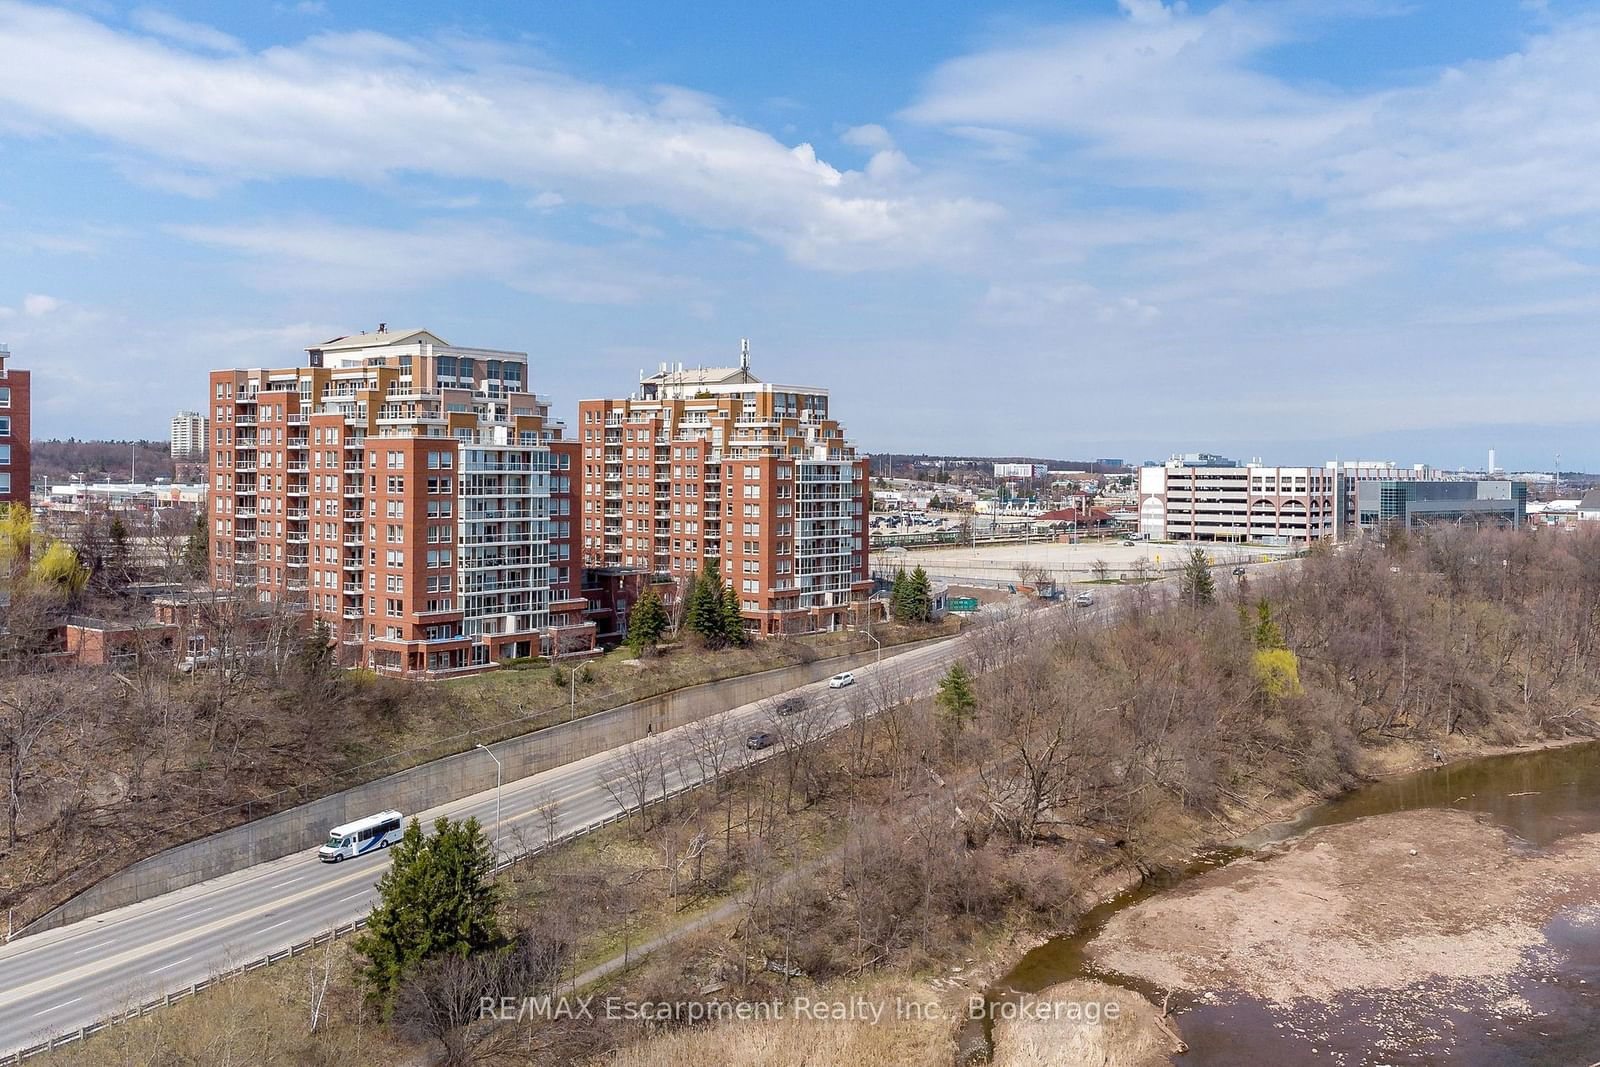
[577,344,872,637]
[208,328,591,677]
[0,344,31,508]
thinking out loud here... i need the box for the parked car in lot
[827,671,855,689]
[746,731,776,751]
[1121,539,1136,546]
[1074,592,1094,606]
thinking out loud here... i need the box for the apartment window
[0,388,10,408]
[385,574,403,593]
[387,451,405,469]
[426,500,453,517]
[387,476,405,494]
[0,417,11,437]
[427,477,452,494]
[385,549,404,567]
[386,500,404,518]
[426,549,453,568]
[742,579,758,593]
[428,450,454,469]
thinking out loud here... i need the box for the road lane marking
[259,920,291,933]
[0,863,381,1012]
[339,892,370,902]
[149,955,192,974]
[30,996,81,1017]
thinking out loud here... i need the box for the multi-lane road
[0,620,1023,1055]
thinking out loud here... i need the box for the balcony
[342,558,364,571]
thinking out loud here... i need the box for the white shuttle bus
[318,810,404,862]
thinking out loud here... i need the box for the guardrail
[2,778,704,1065]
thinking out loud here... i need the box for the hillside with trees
[34,524,1600,1066]
[31,439,181,483]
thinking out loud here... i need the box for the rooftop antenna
[377,323,387,334]
[740,338,750,372]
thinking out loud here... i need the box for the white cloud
[128,8,243,54]
[0,2,996,268]
[172,218,691,305]
[22,293,62,316]
[527,192,565,211]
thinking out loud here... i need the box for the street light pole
[475,743,501,855]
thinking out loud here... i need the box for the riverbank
[984,731,1600,1065]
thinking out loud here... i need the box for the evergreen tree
[936,662,978,735]
[907,566,934,623]
[1253,598,1285,650]
[890,568,910,623]
[353,816,502,1010]
[687,560,727,642]
[627,586,669,654]
[1178,547,1216,607]
[675,568,699,635]
[721,582,746,645]
[183,512,209,579]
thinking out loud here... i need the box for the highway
[0,618,1035,1055]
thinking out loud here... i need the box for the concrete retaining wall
[26,640,944,935]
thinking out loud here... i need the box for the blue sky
[1,0,1598,470]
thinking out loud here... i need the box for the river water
[985,742,1600,1065]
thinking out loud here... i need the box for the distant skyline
[2,1,1598,470]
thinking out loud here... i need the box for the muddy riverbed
[988,742,1600,1065]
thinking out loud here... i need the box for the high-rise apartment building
[577,344,871,636]
[208,327,590,676]
[0,344,30,508]
[171,410,208,458]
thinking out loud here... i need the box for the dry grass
[990,980,1177,1067]
[34,941,407,1067]
[595,980,956,1067]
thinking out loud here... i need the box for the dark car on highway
[746,732,776,750]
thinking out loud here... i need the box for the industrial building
[577,342,871,637]
[207,327,591,677]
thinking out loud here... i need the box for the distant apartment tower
[577,344,871,636]
[994,462,1049,480]
[0,344,30,508]
[171,410,208,458]
[208,327,590,677]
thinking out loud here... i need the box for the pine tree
[687,560,727,642]
[1179,547,1216,607]
[183,512,209,579]
[627,586,669,654]
[936,662,978,732]
[353,816,502,1010]
[721,582,746,645]
[1253,598,1285,650]
[890,568,910,622]
[675,568,699,635]
[908,566,934,623]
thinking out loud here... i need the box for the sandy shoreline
[985,733,1599,1065]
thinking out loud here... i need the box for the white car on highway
[828,671,855,689]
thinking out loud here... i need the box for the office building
[1354,480,1526,531]
[171,411,208,458]
[208,327,590,677]
[0,344,30,508]
[577,342,871,636]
